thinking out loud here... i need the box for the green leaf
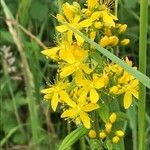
[60,21,150,89]
[58,126,88,150]
[97,104,109,123]
[90,139,102,150]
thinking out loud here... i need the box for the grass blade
[60,21,150,89]
[138,0,148,149]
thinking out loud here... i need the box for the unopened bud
[105,122,112,133]
[99,131,107,140]
[112,136,120,143]
[115,130,124,137]
[120,39,130,45]
[99,36,110,47]
[118,24,127,33]
[94,22,102,29]
[88,130,97,138]
[109,113,117,123]
[109,36,119,46]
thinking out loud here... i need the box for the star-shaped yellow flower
[60,91,99,128]
[56,3,92,45]
[41,81,69,111]
[59,44,92,78]
[77,73,109,103]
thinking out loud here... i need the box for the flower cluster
[41,0,139,143]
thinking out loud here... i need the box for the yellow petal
[82,103,99,112]
[59,91,76,107]
[74,33,84,45]
[124,91,132,109]
[43,94,52,99]
[90,89,99,103]
[73,15,81,24]
[63,2,74,22]
[90,11,101,21]
[41,88,54,94]
[80,111,91,129]
[59,47,75,64]
[60,65,75,78]
[41,47,60,60]
[81,64,92,74]
[56,25,68,32]
[51,93,59,111]
[78,90,88,104]
[61,108,77,118]
[87,0,98,10]
[131,89,138,99]
[78,19,92,28]
[103,12,115,27]
[67,30,73,44]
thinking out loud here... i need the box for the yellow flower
[41,81,69,111]
[59,44,92,78]
[60,91,99,128]
[77,73,109,103]
[56,3,92,45]
[123,79,139,109]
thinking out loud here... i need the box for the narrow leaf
[60,21,150,89]
[58,126,88,150]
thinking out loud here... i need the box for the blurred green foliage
[0,0,150,150]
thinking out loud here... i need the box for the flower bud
[99,131,107,140]
[115,130,124,137]
[99,36,110,47]
[90,31,96,41]
[120,39,130,45]
[88,130,97,138]
[112,136,120,143]
[105,122,112,133]
[118,24,127,33]
[94,22,102,29]
[109,36,119,46]
[109,113,117,123]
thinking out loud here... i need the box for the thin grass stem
[138,0,148,149]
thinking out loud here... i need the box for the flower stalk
[138,0,148,149]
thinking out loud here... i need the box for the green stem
[138,0,148,149]
[115,0,118,17]
[57,0,64,14]
[2,59,25,136]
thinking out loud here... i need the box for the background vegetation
[0,0,150,149]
